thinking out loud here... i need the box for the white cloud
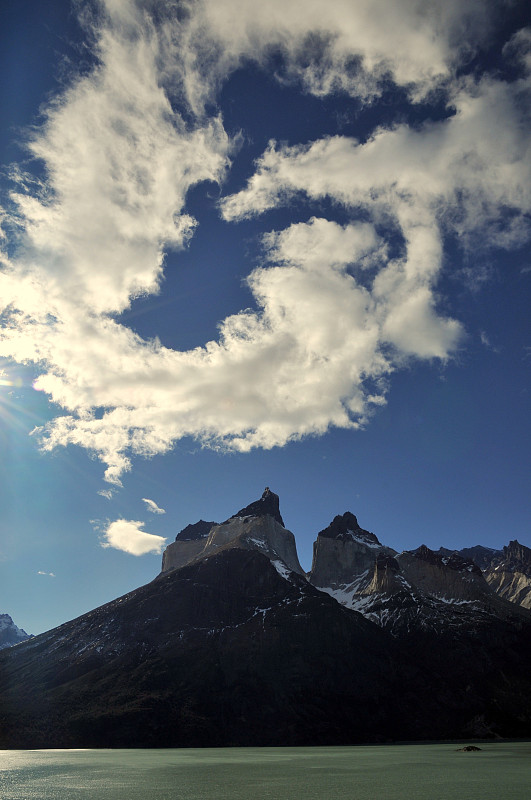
[0,0,528,485]
[98,488,116,500]
[183,0,502,107]
[37,571,56,578]
[101,519,167,556]
[220,76,531,245]
[143,497,166,514]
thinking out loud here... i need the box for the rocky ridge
[309,511,396,590]
[161,488,303,576]
[483,540,531,609]
[0,614,31,650]
[1,489,531,747]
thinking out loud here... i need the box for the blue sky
[0,0,530,636]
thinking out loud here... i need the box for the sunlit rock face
[160,488,304,576]
[161,520,217,573]
[361,554,403,596]
[396,545,493,603]
[484,540,531,610]
[439,541,531,610]
[308,511,396,589]
[309,528,530,638]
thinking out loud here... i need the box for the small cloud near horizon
[142,498,166,515]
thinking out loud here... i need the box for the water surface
[1,742,530,800]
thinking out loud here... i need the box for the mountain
[0,548,409,747]
[1,491,531,747]
[482,540,531,610]
[161,488,303,576]
[438,541,531,610]
[309,515,529,635]
[308,511,396,595]
[0,614,31,650]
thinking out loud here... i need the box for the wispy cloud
[101,519,167,556]
[142,498,166,515]
[37,571,56,578]
[0,0,529,485]
[98,488,116,500]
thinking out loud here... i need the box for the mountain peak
[0,613,31,650]
[228,487,284,527]
[317,511,381,545]
[412,545,482,576]
[502,540,531,572]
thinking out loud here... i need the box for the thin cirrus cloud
[0,0,529,486]
[37,571,56,578]
[101,519,167,556]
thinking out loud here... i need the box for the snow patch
[347,532,381,549]
[271,560,292,581]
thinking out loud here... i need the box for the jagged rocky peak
[228,487,284,527]
[396,544,493,602]
[445,545,502,571]
[161,488,304,576]
[499,540,531,572]
[0,614,31,650]
[411,544,483,576]
[201,487,303,575]
[309,511,396,589]
[484,539,531,610]
[317,511,381,545]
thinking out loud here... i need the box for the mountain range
[1,488,530,747]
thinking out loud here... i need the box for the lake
[1,742,530,799]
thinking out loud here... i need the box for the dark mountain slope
[0,549,410,748]
[2,492,531,748]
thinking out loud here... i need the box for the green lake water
[1,742,530,800]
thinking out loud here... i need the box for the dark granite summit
[317,511,380,544]
[175,520,217,542]
[228,487,285,527]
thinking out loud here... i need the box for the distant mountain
[483,540,531,609]
[310,517,529,635]
[0,614,31,650]
[1,491,531,747]
[439,541,531,609]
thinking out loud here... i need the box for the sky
[0,0,529,636]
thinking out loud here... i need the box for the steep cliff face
[160,488,303,576]
[361,554,404,595]
[161,520,217,573]
[198,514,304,575]
[309,512,396,588]
[484,540,531,609]
[396,545,492,603]
[315,538,530,637]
